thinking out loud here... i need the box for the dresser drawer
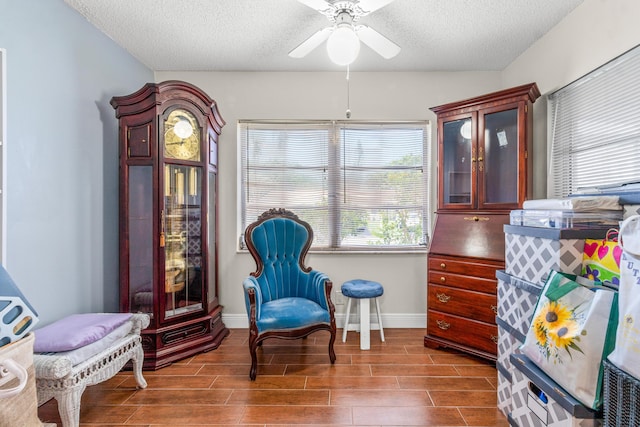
[428,284,497,324]
[428,255,503,280]
[427,310,497,356]
[428,270,497,293]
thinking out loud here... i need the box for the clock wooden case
[425,83,540,360]
[111,80,228,369]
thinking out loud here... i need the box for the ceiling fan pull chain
[346,64,351,119]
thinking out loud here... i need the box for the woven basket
[603,360,640,426]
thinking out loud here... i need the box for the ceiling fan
[289,0,401,65]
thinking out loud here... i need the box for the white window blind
[239,120,431,250]
[0,49,5,265]
[548,45,640,197]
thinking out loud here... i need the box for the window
[239,120,431,250]
[0,49,5,265]
[548,45,640,197]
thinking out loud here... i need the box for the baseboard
[222,313,426,329]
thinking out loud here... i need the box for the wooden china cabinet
[111,81,228,369]
[424,83,540,360]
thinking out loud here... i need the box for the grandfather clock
[111,80,228,369]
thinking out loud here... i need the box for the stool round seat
[341,279,385,349]
[341,279,384,299]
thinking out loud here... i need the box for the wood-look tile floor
[38,328,509,426]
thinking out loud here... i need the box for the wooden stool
[341,279,385,350]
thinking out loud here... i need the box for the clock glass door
[163,164,204,319]
[164,109,201,162]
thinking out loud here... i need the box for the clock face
[164,109,201,161]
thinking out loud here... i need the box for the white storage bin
[497,270,542,338]
[504,225,608,285]
[510,354,602,426]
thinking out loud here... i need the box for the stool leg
[360,298,370,350]
[57,384,86,427]
[342,296,352,342]
[132,341,148,389]
[375,297,385,342]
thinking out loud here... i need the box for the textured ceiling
[64,0,584,72]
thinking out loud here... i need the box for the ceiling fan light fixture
[327,24,360,66]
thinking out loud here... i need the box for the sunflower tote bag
[607,214,640,380]
[520,270,618,409]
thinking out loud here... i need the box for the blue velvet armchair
[243,208,336,380]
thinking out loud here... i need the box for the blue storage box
[0,266,39,347]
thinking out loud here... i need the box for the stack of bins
[495,270,541,417]
[498,224,610,424]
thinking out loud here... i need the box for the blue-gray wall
[0,0,152,325]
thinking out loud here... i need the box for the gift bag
[520,270,618,409]
[0,333,44,426]
[607,214,640,380]
[581,228,621,285]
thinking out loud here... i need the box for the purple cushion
[33,313,132,352]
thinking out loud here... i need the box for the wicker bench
[33,314,149,427]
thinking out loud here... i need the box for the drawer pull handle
[440,276,446,283]
[491,335,498,344]
[436,292,451,303]
[436,320,450,330]
[463,216,489,222]
[491,305,498,315]
[440,263,446,269]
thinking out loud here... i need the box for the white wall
[503,0,640,198]
[0,0,153,325]
[154,71,503,327]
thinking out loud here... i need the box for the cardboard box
[0,267,39,347]
[510,354,602,426]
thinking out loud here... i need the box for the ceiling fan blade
[296,0,332,12]
[356,25,401,59]
[356,0,395,15]
[288,27,333,58]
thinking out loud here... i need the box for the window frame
[548,45,640,198]
[238,119,431,252]
[0,49,6,265]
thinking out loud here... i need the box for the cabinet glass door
[480,108,518,207]
[163,164,203,319]
[441,117,473,208]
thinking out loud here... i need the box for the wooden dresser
[424,83,540,360]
